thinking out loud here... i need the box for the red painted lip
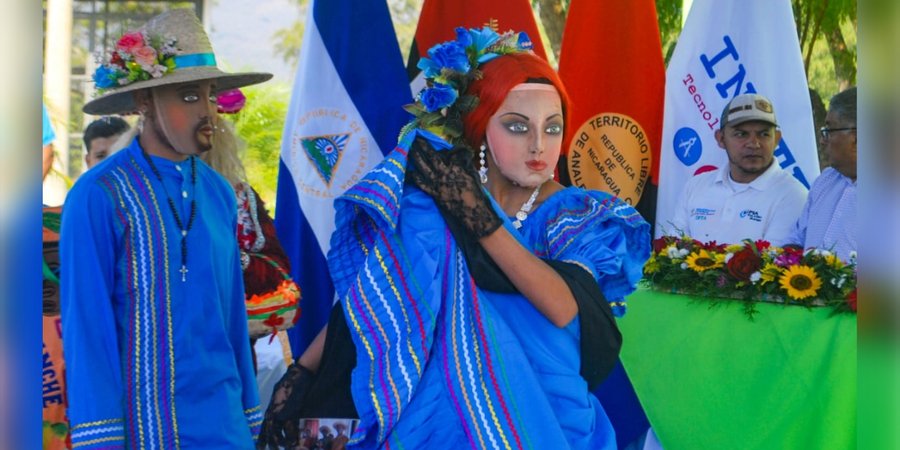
[526,160,547,171]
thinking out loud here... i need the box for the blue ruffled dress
[327,130,649,450]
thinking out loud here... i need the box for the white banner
[654,0,820,237]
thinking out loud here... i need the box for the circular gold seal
[567,112,652,205]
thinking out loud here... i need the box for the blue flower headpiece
[402,25,534,145]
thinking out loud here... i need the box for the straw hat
[83,8,272,115]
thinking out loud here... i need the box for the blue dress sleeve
[60,181,127,449]
[541,190,650,316]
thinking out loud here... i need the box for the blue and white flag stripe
[275,0,412,355]
[654,0,820,237]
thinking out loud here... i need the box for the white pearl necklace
[511,183,542,229]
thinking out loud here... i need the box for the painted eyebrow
[499,112,564,121]
[499,112,530,121]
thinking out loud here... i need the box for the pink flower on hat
[132,46,158,68]
[116,31,145,53]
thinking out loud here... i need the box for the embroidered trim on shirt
[99,157,181,449]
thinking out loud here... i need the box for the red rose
[116,31,145,53]
[109,51,125,68]
[754,240,771,252]
[847,289,857,312]
[782,246,804,258]
[727,247,763,281]
[702,240,726,252]
[652,237,671,254]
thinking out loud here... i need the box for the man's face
[715,120,782,183]
[149,80,217,156]
[85,134,123,168]
[822,109,857,180]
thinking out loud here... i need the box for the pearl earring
[479,143,488,184]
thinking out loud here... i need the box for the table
[618,288,856,450]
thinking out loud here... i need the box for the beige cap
[719,93,778,128]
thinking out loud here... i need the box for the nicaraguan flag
[274,0,412,355]
[654,0,820,237]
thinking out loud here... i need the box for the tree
[533,0,567,62]
[225,83,291,209]
[272,0,309,69]
[794,0,856,92]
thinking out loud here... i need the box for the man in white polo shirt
[668,93,807,245]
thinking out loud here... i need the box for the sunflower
[685,249,722,272]
[759,263,781,284]
[779,265,822,300]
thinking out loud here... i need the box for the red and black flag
[407,0,547,89]
[557,0,665,229]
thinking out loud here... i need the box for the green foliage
[655,0,683,63]
[389,0,424,63]
[273,12,306,69]
[793,0,857,98]
[223,82,291,209]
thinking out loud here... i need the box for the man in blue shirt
[787,87,857,262]
[60,9,272,449]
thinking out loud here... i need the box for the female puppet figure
[260,27,649,450]
[201,108,299,366]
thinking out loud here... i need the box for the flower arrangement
[643,235,857,315]
[402,24,534,144]
[92,31,180,92]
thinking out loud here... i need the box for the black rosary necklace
[142,151,197,282]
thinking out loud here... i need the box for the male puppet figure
[61,9,272,449]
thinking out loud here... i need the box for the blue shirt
[60,137,260,449]
[787,167,856,262]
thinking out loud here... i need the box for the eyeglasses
[819,127,856,140]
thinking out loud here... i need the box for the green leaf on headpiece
[403,103,425,115]
[443,116,464,137]
[421,112,444,127]
[456,95,478,114]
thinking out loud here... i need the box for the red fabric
[240,187,292,297]
[412,0,548,64]
[557,0,665,182]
